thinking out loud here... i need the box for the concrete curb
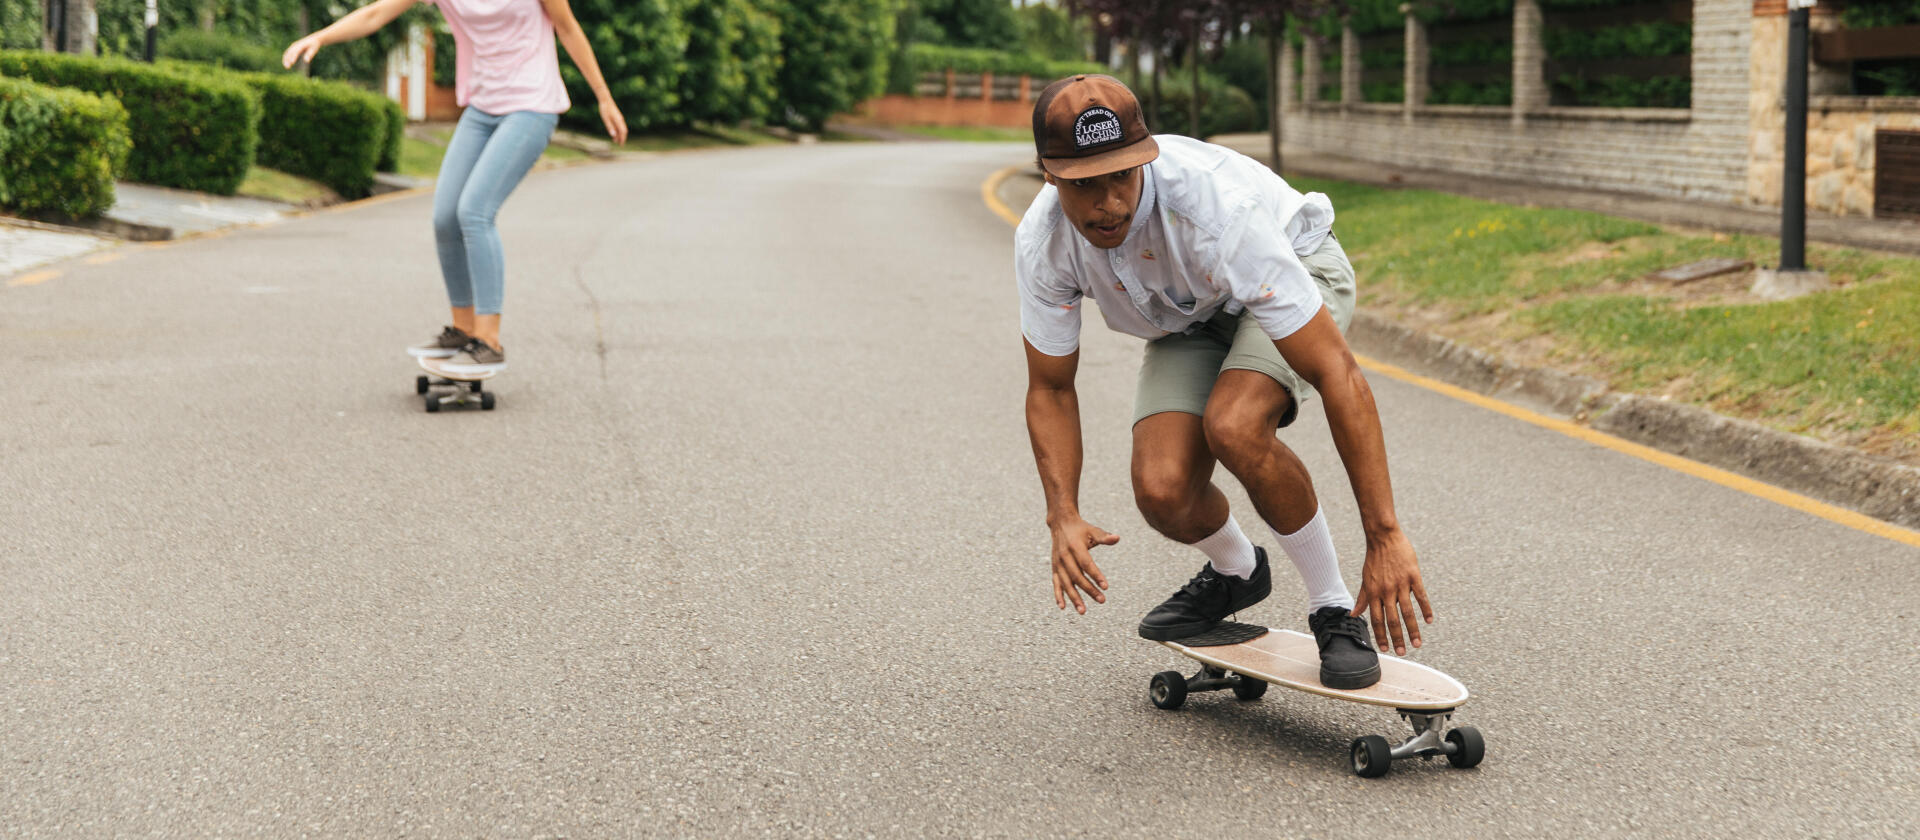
[1348,312,1920,530]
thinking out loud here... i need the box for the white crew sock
[1270,507,1354,612]
[1189,515,1258,579]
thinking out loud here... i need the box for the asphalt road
[4,141,1916,838]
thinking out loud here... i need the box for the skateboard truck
[1348,708,1484,778]
[415,373,495,412]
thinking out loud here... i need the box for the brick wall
[1283,0,1753,205]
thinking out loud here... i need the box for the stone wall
[1282,0,1753,205]
[1745,6,1920,217]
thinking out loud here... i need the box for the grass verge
[896,124,1030,143]
[237,166,337,206]
[1291,176,1920,463]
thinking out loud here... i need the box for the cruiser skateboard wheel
[1351,735,1392,778]
[1149,671,1187,710]
[1445,726,1484,769]
[1230,674,1268,701]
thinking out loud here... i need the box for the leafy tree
[772,0,896,132]
[562,0,689,130]
[914,0,1017,48]
[680,0,782,125]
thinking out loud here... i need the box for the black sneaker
[1137,548,1272,641]
[1309,606,1381,689]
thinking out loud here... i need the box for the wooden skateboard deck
[417,357,499,382]
[1164,628,1467,710]
[1148,625,1483,777]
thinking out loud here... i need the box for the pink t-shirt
[426,0,570,115]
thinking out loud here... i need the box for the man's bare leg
[1204,369,1377,685]
[1130,412,1228,544]
[1131,411,1275,640]
[1200,370,1319,534]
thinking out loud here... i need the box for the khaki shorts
[1133,234,1355,428]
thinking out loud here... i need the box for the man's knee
[1132,466,1202,525]
[1202,392,1288,468]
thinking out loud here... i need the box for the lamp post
[144,0,157,61]
[1781,0,1813,271]
[1753,0,1830,301]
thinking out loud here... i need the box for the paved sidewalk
[0,220,113,280]
[1212,133,1920,256]
[3,182,302,281]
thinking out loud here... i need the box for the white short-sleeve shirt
[1016,135,1336,356]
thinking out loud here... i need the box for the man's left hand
[1352,529,1432,656]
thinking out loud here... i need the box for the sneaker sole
[439,361,506,375]
[407,347,460,359]
[1137,619,1226,642]
[1320,664,1382,690]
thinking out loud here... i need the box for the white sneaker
[407,326,471,359]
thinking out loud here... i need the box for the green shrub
[1552,73,1689,107]
[0,50,259,194]
[158,29,291,74]
[680,0,784,125]
[378,97,405,173]
[1149,72,1258,138]
[773,0,896,131]
[1839,0,1920,27]
[0,76,131,217]
[240,72,390,198]
[2,0,40,50]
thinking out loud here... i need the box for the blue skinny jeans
[432,107,556,315]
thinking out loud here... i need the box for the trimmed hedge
[239,72,391,199]
[158,29,291,74]
[1149,71,1259,139]
[0,76,131,217]
[0,50,259,195]
[378,98,404,173]
[164,61,394,197]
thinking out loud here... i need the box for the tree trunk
[1129,32,1142,90]
[1187,20,1201,137]
[1149,34,1162,132]
[66,0,96,53]
[1267,31,1281,172]
[200,0,215,32]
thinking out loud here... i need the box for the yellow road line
[83,251,125,265]
[980,167,1920,550]
[7,270,59,287]
[981,165,1024,226]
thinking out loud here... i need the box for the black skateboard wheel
[480,392,496,411]
[415,375,429,395]
[425,397,441,413]
[1149,671,1187,710]
[1445,726,1484,769]
[469,380,483,393]
[1230,674,1268,701]
[1350,735,1392,778]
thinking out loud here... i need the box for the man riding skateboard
[1017,75,1433,689]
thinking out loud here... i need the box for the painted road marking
[7,270,59,287]
[83,251,125,265]
[978,167,1920,550]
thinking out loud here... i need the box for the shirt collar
[1120,164,1158,248]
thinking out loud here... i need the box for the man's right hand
[1049,516,1117,614]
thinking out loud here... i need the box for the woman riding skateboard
[284,0,628,374]
[1016,75,1434,689]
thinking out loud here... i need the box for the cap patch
[1072,107,1124,151]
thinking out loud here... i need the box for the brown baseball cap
[1032,74,1158,179]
